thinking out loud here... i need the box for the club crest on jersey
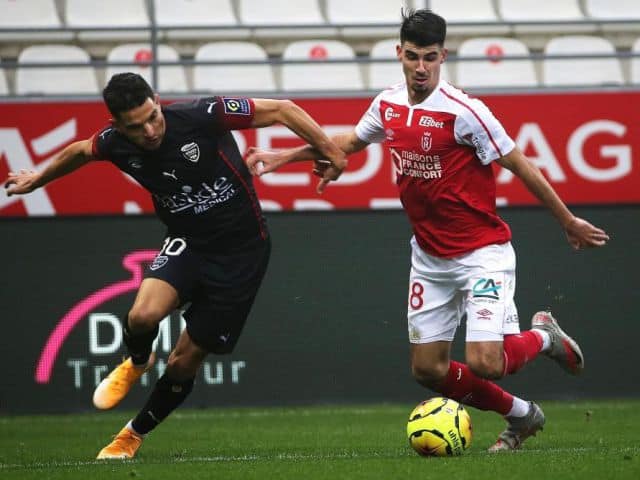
[180,142,200,162]
[223,98,251,115]
[421,131,433,152]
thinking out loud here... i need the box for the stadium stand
[154,0,248,41]
[238,0,324,25]
[0,59,8,95]
[281,39,364,91]
[237,0,336,38]
[456,37,538,88]
[15,45,99,95]
[0,0,638,95]
[583,0,640,33]
[65,0,150,41]
[367,39,403,90]
[325,0,404,37]
[496,0,595,33]
[584,0,640,20]
[631,37,640,85]
[542,35,624,86]
[0,0,72,41]
[193,41,276,93]
[418,0,509,35]
[106,44,188,93]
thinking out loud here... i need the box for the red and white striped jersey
[355,80,515,258]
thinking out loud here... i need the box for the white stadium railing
[0,0,639,97]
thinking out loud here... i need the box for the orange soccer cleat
[93,353,155,410]
[96,425,144,459]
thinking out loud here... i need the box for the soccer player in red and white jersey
[245,9,610,451]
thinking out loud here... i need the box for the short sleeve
[354,94,386,144]
[453,97,515,165]
[91,125,116,160]
[190,96,255,132]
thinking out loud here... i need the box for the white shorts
[407,237,520,344]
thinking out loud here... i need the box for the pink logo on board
[34,250,158,384]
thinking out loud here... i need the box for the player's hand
[245,147,289,176]
[312,159,345,194]
[4,169,39,196]
[564,216,610,250]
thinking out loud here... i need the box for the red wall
[2,91,638,216]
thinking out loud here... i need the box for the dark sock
[123,319,159,366]
[131,373,194,435]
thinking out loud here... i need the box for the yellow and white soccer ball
[406,397,472,456]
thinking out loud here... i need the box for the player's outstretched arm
[4,139,95,196]
[250,99,353,192]
[497,147,610,250]
[245,129,369,193]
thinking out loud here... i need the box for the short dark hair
[103,73,154,118]
[400,8,447,47]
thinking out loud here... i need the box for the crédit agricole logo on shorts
[35,250,247,390]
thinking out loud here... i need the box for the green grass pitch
[1,400,639,479]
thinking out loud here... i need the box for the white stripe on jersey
[355,80,515,164]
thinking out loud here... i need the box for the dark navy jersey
[92,97,268,252]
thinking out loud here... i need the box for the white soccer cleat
[532,311,584,375]
[488,401,545,452]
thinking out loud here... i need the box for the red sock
[502,331,543,376]
[435,361,514,415]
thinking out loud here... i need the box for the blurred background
[0,0,638,414]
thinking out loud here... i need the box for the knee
[467,356,504,380]
[167,349,206,380]
[411,361,449,389]
[127,305,165,333]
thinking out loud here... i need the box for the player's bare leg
[97,329,207,459]
[93,278,179,410]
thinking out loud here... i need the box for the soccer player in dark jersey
[244,10,610,452]
[4,72,346,459]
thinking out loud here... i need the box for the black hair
[102,72,154,118]
[400,8,447,47]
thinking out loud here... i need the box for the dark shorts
[146,235,271,354]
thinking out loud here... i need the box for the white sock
[532,329,552,352]
[507,397,530,418]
